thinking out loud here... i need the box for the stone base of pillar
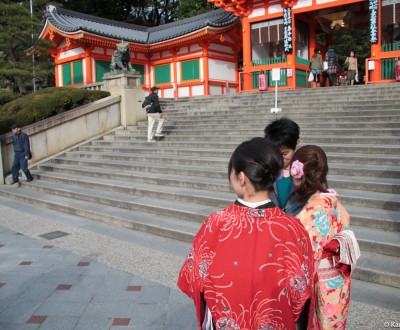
[102,72,147,128]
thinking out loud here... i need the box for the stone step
[0,185,198,243]
[35,163,232,192]
[105,133,400,145]
[353,251,400,289]
[47,155,400,182]
[32,170,234,209]
[337,188,400,211]
[64,151,400,186]
[163,112,400,122]
[0,183,398,289]
[352,225,400,257]
[90,139,400,155]
[33,163,400,232]
[120,127,400,137]
[79,145,400,167]
[136,121,400,129]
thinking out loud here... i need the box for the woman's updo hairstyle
[228,137,283,192]
[291,145,329,203]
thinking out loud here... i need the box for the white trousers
[147,113,164,140]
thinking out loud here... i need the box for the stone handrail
[0,72,146,184]
[0,95,121,183]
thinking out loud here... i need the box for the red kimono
[178,202,314,330]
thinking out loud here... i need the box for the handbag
[323,61,328,71]
[308,72,314,82]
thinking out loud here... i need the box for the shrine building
[40,2,400,96]
[39,5,242,97]
[209,0,399,91]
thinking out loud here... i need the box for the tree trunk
[14,75,27,95]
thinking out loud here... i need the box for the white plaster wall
[191,44,202,52]
[162,51,173,57]
[163,88,175,98]
[178,47,188,55]
[178,86,190,97]
[209,85,222,95]
[316,0,339,4]
[296,0,313,7]
[200,58,204,81]
[137,53,147,60]
[229,87,237,94]
[209,43,233,54]
[106,49,114,56]
[177,62,181,83]
[208,51,235,59]
[192,85,204,96]
[92,47,104,54]
[59,47,85,60]
[269,5,283,14]
[208,59,236,81]
[58,65,63,87]
[249,7,266,18]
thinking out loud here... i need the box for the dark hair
[314,48,320,53]
[228,137,283,192]
[291,145,329,203]
[264,117,300,150]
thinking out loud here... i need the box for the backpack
[142,96,153,112]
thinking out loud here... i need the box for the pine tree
[0,1,54,94]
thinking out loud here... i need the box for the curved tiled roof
[42,5,238,44]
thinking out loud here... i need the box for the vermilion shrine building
[40,2,399,97]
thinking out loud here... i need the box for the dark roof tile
[42,5,237,44]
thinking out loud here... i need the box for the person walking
[344,50,358,86]
[326,47,339,87]
[310,48,323,88]
[146,86,164,142]
[290,145,355,329]
[178,138,314,330]
[10,124,34,186]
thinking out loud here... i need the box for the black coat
[147,92,161,113]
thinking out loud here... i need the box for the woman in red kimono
[290,145,352,329]
[178,137,314,330]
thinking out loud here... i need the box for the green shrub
[0,91,19,105]
[0,87,110,135]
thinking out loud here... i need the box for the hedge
[0,87,110,135]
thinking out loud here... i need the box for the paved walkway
[0,196,399,329]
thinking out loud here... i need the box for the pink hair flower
[291,160,304,179]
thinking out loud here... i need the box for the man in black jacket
[146,86,165,142]
[10,124,34,186]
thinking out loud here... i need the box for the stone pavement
[0,196,399,329]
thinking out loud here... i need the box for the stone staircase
[0,84,399,292]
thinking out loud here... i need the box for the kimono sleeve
[177,212,221,327]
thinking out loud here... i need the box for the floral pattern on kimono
[296,190,351,330]
[178,202,314,330]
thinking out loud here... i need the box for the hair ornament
[291,160,304,179]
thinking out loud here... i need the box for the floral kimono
[296,190,351,330]
[178,201,314,330]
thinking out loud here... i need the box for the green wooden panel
[382,58,396,80]
[296,57,310,66]
[252,56,286,66]
[62,63,72,86]
[155,64,171,84]
[132,64,145,84]
[73,61,83,84]
[268,69,287,87]
[252,70,288,88]
[95,60,111,82]
[382,42,400,52]
[296,69,307,87]
[181,60,199,81]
